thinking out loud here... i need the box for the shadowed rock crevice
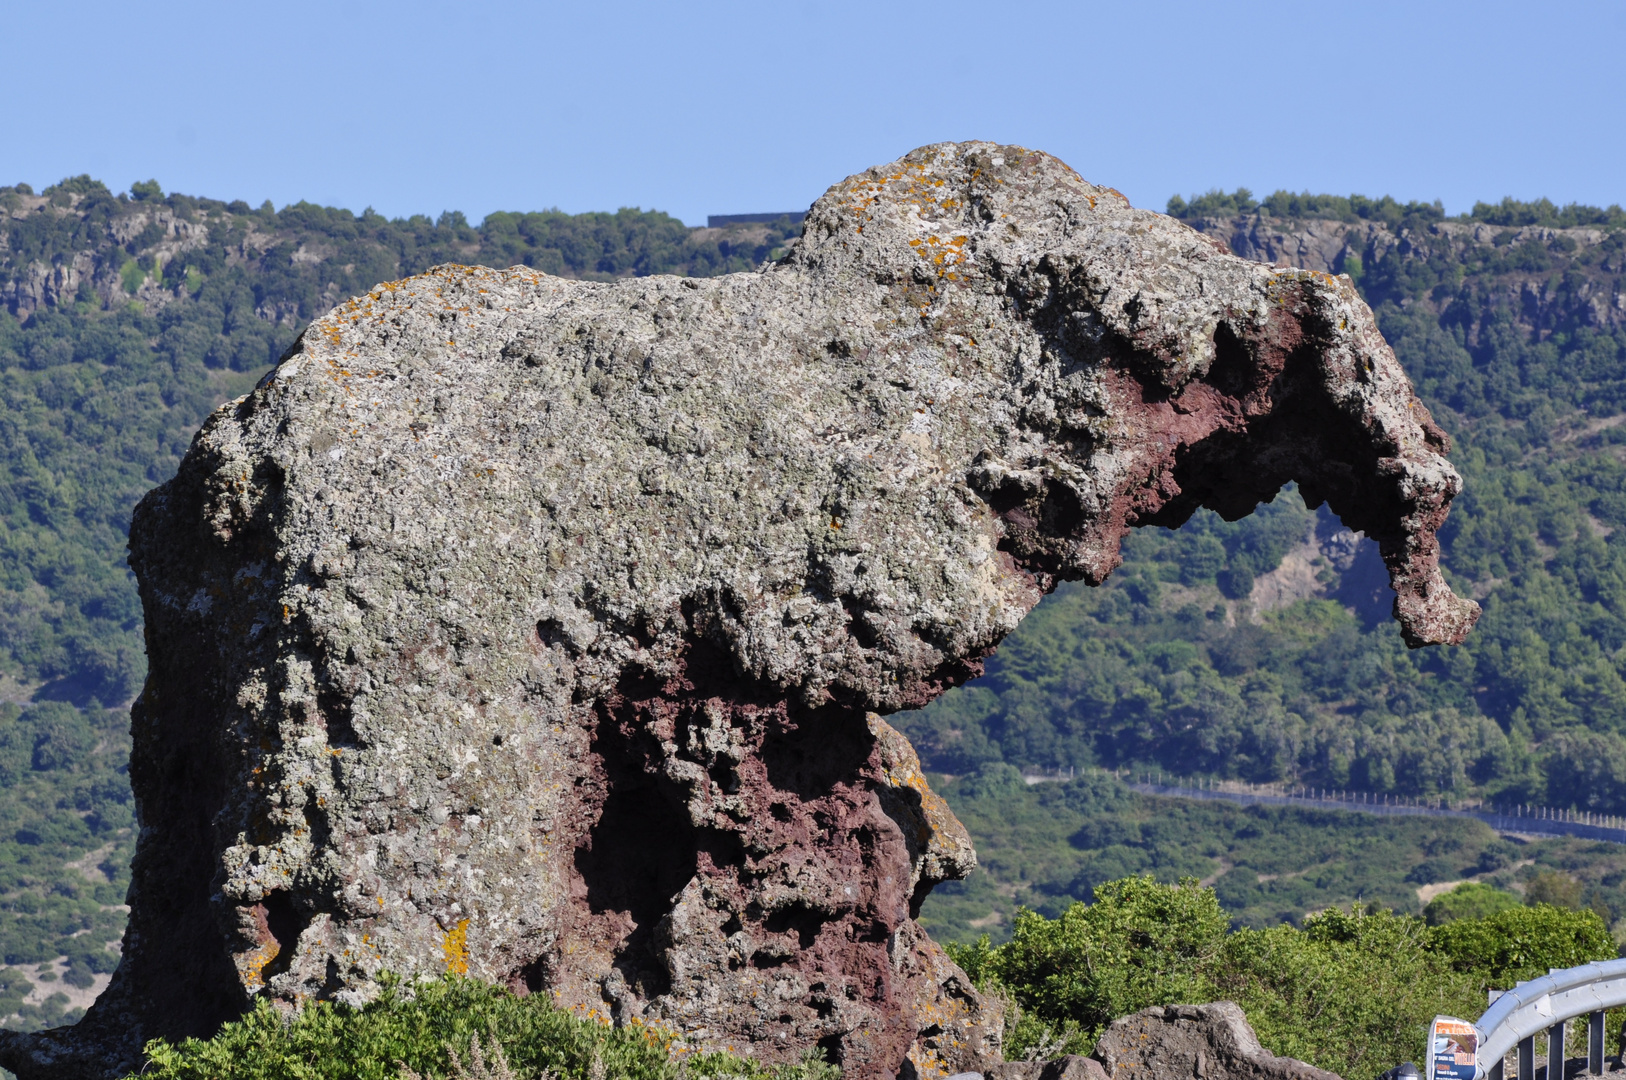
[0,141,1475,1080]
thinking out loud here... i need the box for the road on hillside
[1120,780,1626,846]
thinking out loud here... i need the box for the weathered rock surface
[985,1053,1111,1080]
[0,141,1475,1080]
[1090,1003,1342,1080]
[977,1002,1339,1080]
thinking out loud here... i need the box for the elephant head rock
[0,143,1476,1080]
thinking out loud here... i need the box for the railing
[1018,768,1626,843]
[1475,959,1626,1079]
[1116,775,1626,846]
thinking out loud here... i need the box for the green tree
[952,877,1615,1080]
[1423,883,1521,925]
[1429,904,1614,988]
[1524,871,1585,910]
[1218,908,1481,1079]
[951,877,1230,1055]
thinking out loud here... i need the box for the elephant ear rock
[0,142,1473,1080]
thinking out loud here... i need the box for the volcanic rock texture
[1089,1003,1343,1080]
[0,142,1477,1080]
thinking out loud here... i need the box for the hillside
[0,173,1623,1028]
[915,766,1626,945]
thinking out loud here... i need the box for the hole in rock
[616,663,665,701]
[1209,322,1253,396]
[517,956,550,996]
[260,891,303,979]
[536,618,573,653]
[697,827,746,871]
[840,597,882,650]
[576,778,695,996]
[578,783,697,923]
[993,481,1088,576]
[1036,482,1086,538]
[761,706,873,800]
[318,687,359,748]
[764,902,829,950]
[708,762,741,794]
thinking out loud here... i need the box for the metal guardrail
[1475,959,1626,1079]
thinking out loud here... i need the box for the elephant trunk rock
[0,142,1474,1080]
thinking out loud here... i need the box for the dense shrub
[1422,883,1521,925]
[130,974,839,1080]
[1430,903,1614,989]
[1523,870,1585,910]
[952,876,1228,1056]
[950,877,1617,1080]
[1217,907,1481,1079]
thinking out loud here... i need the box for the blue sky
[4,0,1622,226]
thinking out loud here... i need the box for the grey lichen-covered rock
[0,142,1475,1080]
[985,1054,1111,1080]
[1090,1003,1343,1080]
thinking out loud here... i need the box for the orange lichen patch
[238,938,279,992]
[902,925,1000,1078]
[910,234,971,283]
[868,715,971,859]
[234,901,284,992]
[833,160,975,235]
[569,1002,616,1028]
[442,917,470,975]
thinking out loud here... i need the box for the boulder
[0,142,1473,1079]
[986,1053,1112,1080]
[1091,1003,1342,1080]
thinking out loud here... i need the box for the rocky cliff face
[1183,213,1626,339]
[0,186,219,317]
[0,142,1476,1080]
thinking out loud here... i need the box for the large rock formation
[0,142,1476,1080]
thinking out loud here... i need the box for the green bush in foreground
[128,975,838,1080]
[1430,902,1616,989]
[949,876,1616,1080]
[1215,905,1475,1079]
[950,876,1228,1057]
